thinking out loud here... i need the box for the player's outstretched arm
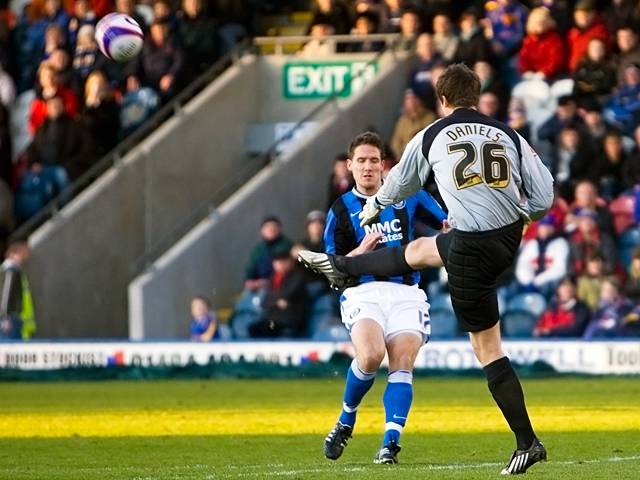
[519,136,554,221]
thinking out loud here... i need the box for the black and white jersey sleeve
[375,122,437,206]
[376,108,554,232]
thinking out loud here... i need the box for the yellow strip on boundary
[1,406,639,438]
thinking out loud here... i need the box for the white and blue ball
[95,13,144,62]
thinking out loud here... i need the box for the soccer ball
[95,13,144,62]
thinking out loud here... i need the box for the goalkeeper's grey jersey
[376,108,554,232]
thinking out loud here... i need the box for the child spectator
[515,213,569,297]
[567,0,610,72]
[534,277,591,337]
[573,38,617,102]
[189,295,218,341]
[576,251,606,311]
[584,276,634,338]
[518,6,566,81]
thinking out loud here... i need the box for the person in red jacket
[518,7,566,81]
[567,0,611,72]
[534,277,591,337]
[28,62,79,134]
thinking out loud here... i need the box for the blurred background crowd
[1,0,640,341]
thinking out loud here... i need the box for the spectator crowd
[0,0,259,250]
[225,0,640,341]
[2,0,640,341]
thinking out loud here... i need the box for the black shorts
[435,219,524,332]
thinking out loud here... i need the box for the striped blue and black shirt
[324,187,447,286]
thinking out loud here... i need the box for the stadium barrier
[1,340,639,376]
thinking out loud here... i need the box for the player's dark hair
[435,63,481,108]
[348,131,385,159]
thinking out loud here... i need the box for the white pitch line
[222,455,640,478]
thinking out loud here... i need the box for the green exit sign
[283,61,379,99]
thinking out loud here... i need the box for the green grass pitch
[0,376,638,479]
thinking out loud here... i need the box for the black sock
[335,245,414,277]
[483,356,536,450]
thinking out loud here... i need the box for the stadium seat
[609,195,636,235]
[511,79,554,139]
[230,291,266,339]
[311,319,350,342]
[306,293,338,336]
[502,310,538,338]
[429,309,458,339]
[506,292,547,317]
[217,323,233,341]
[618,227,640,266]
[549,78,575,99]
[428,294,459,339]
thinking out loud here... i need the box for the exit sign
[283,61,379,99]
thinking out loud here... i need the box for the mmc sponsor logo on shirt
[364,219,403,243]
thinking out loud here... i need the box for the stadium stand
[2,1,640,342]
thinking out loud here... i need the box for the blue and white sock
[382,370,413,445]
[338,358,376,428]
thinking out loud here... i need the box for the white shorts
[340,282,431,343]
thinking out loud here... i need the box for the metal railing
[254,33,404,55]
